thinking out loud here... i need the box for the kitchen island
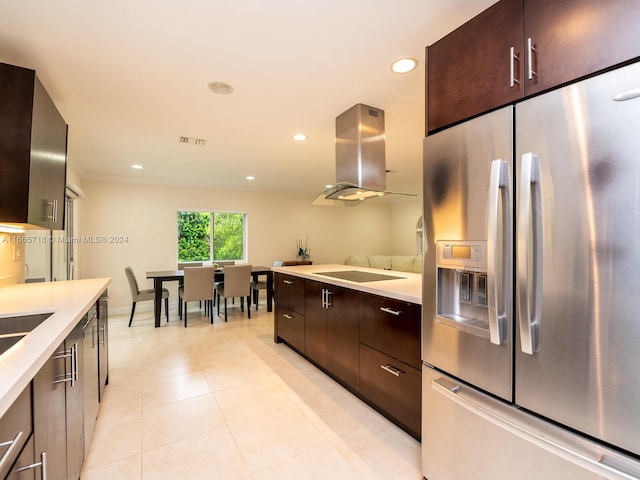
[272,264,422,439]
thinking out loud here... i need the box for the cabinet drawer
[359,343,421,438]
[359,294,421,369]
[276,305,305,353]
[275,273,305,314]
[0,384,32,479]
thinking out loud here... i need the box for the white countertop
[0,277,111,418]
[272,264,422,305]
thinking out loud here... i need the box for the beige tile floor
[80,299,422,480]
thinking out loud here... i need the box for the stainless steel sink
[0,312,53,355]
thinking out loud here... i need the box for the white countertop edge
[272,264,422,305]
[0,277,112,418]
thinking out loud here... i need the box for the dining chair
[178,266,216,327]
[216,264,252,322]
[125,266,169,327]
[250,261,282,310]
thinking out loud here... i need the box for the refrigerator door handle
[487,159,511,345]
[517,152,543,354]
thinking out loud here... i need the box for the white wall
[79,179,410,311]
[390,198,423,255]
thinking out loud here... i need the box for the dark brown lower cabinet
[304,281,328,368]
[33,341,68,480]
[65,322,84,480]
[7,436,35,480]
[359,343,422,438]
[276,305,305,353]
[273,273,421,439]
[326,287,359,390]
[33,320,84,480]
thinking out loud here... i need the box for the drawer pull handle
[0,431,24,473]
[283,313,294,319]
[380,307,401,316]
[283,280,294,285]
[380,364,404,377]
[13,451,47,479]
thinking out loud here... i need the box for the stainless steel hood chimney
[313,103,415,206]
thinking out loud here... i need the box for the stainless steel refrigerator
[422,61,640,479]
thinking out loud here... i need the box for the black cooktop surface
[314,270,405,283]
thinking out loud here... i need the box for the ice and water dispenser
[436,240,490,338]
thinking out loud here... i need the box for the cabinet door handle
[283,280,294,285]
[325,290,333,308]
[282,313,294,320]
[380,364,404,377]
[380,307,401,316]
[527,37,537,80]
[53,346,75,385]
[12,451,47,480]
[509,46,520,87]
[0,431,24,474]
[98,326,107,346]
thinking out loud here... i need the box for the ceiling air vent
[178,136,206,146]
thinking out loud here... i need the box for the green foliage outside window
[177,210,245,262]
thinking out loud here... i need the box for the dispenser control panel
[437,240,486,271]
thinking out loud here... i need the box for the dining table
[146,265,273,327]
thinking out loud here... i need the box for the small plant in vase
[296,236,310,261]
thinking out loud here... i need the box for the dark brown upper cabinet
[426,0,640,133]
[0,62,67,229]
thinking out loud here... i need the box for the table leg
[153,279,163,328]
[266,272,273,312]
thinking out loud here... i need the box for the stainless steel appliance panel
[422,106,513,400]
[515,61,640,456]
[422,366,640,480]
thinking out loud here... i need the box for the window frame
[177,208,247,264]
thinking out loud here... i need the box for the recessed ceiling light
[208,81,234,95]
[131,164,143,169]
[246,176,255,180]
[292,134,307,141]
[391,57,418,74]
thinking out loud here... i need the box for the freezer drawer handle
[380,307,401,316]
[487,159,512,345]
[380,364,404,377]
[431,377,640,480]
[517,153,543,354]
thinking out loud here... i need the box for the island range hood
[312,103,416,206]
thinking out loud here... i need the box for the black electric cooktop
[314,270,405,283]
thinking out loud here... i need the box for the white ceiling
[0,0,495,198]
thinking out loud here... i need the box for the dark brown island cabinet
[426,0,640,133]
[274,272,421,439]
[0,62,67,229]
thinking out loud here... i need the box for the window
[177,210,246,262]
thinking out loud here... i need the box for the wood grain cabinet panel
[427,0,523,133]
[426,0,640,133]
[0,62,67,229]
[359,293,421,370]
[523,0,640,95]
[359,344,421,438]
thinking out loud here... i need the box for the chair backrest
[125,266,141,298]
[183,266,216,302]
[222,264,252,297]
